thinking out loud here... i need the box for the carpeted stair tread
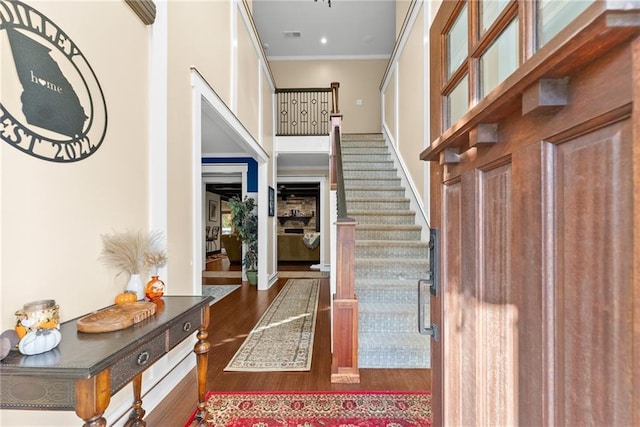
[348,208,415,215]
[355,259,428,280]
[359,332,429,368]
[359,305,418,333]
[356,224,422,231]
[356,226,422,241]
[343,160,395,167]
[356,280,423,303]
[346,186,405,193]
[349,210,416,225]
[347,197,410,203]
[342,147,389,154]
[359,301,417,315]
[343,169,398,179]
[356,241,428,259]
[346,188,406,199]
[356,240,428,247]
[344,177,400,188]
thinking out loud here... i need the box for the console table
[0,296,212,426]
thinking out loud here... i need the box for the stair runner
[341,133,430,369]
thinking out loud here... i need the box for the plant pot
[246,270,258,286]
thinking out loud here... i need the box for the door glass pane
[480,0,510,35]
[447,74,469,128]
[480,18,519,97]
[538,0,593,47]
[447,4,468,79]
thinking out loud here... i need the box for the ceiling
[201,0,396,172]
[252,0,396,60]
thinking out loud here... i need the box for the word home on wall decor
[0,0,107,162]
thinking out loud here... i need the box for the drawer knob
[183,322,192,332]
[137,351,150,366]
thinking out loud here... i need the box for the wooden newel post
[331,219,360,383]
[331,82,340,114]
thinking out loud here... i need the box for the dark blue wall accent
[202,157,258,192]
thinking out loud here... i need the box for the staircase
[341,133,430,369]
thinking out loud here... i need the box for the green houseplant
[227,195,258,285]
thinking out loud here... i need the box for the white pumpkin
[18,329,62,356]
[19,348,61,366]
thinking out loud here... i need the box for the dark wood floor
[145,257,431,425]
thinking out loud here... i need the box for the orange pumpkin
[115,291,137,305]
[15,325,27,339]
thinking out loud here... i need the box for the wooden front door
[422,2,640,425]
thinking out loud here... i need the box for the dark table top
[0,296,211,379]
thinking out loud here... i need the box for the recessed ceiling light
[321,37,327,44]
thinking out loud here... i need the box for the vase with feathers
[144,249,168,300]
[99,230,166,301]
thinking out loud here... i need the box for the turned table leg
[75,370,111,427]
[193,306,211,424]
[124,373,146,426]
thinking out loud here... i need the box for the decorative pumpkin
[115,291,137,305]
[15,324,27,339]
[18,328,62,355]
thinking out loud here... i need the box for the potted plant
[227,195,258,285]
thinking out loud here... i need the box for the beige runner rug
[278,271,328,278]
[224,278,320,372]
[202,271,242,278]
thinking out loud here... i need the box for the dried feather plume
[99,230,167,276]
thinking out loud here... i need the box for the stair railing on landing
[329,105,360,383]
[275,82,340,136]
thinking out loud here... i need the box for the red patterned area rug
[185,390,432,426]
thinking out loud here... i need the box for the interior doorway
[275,177,327,271]
[201,165,247,272]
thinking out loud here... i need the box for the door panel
[442,180,466,423]
[554,120,633,425]
[479,163,516,426]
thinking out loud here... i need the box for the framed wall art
[268,186,275,217]
[209,200,218,222]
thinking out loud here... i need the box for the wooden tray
[77,302,157,333]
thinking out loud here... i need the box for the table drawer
[168,309,202,349]
[110,333,166,393]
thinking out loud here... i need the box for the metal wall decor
[0,0,108,162]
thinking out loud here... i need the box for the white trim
[382,126,430,237]
[423,3,431,225]
[257,164,272,290]
[267,54,391,62]
[394,64,399,145]
[148,0,168,279]
[230,0,238,112]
